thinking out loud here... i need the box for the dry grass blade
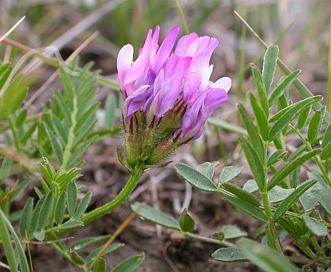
[23,31,99,110]
[0,175,20,205]
[0,16,25,43]
[0,261,10,271]
[22,0,126,74]
[0,144,36,173]
[87,203,144,271]
[234,10,331,124]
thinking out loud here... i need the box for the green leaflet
[262,45,279,95]
[175,164,218,192]
[112,252,145,272]
[302,215,328,237]
[307,109,323,144]
[86,243,123,264]
[179,209,195,232]
[19,198,34,238]
[239,136,266,192]
[250,63,269,116]
[273,180,317,221]
[223,195,267,222]
[212,247,247,262]
[74,192,92,219]
[222,182,260,207]
[54,192,67,225]
[267,150,320,191]
[249,93,269,140]
[197,161,219,180]
[268,70,301,106]
[269,96,322,141]
[131,202,180,230]
[67,181,77,217]
[218,166,243,184]
[238,238,298,272]
[238,104,263,156]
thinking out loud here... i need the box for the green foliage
[179,208,195,232]
[222,182,260,207]
[221,225,248,240]
[268,96,322,141]
[223,195,268,222]
[273,180,317,221]
[302,215,328,237]
[85,243,123,265]
[0,64,28,120]
[0,208,30,272]
[267,150,320,190]
[218,166,243,183]
[262,45,279,95]
[93,258,106,272]
[40,63,99,170]
[112,253,145,272]
[197,161,219,180]
[19,159,92,241]
[175,164,218,192]
[104,93,118,130]
[212,248,247,262]
[237,238,299,272]
[131,202,180,230]
[70,236,111,251]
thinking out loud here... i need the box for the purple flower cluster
[117,26,230,166]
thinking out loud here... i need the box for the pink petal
[182,93,205,137]
[150,25,160,60]
[212,77,232,92]
[152,26,180,74]
[203,87,229,111]
[124,85,151,119]
[124,29,153,84]
[175,33,199,56]
[117,44,133,89]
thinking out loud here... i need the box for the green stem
[327,15,331,113]
[48,232,87,271]
[214,126,228,166]
[207,118,248,136]
[289,124,331,189]
[46,164,143,269]
[261,192,272,219]
[60,80,78,172]
[173,0,189,35]
[238,0,247,103]
[261,140,283,253]
[0,209,18,272]
[261,191,283,253]
[310,237,326,258]
[80,166,144,225]
[184,232,236,247]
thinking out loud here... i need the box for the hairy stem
[80,165,144,225]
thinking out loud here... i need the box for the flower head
[117,26,231,168]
